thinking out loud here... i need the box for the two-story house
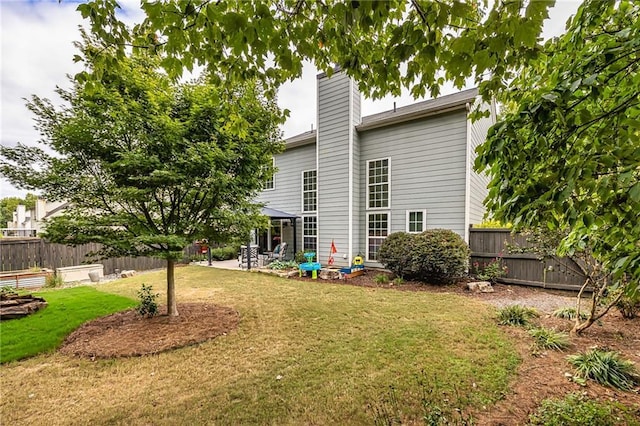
[256,70,495,268]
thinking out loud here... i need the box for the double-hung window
[264,157,275,190]
[366,158,390,261]
[303,216,317,252]
[367,213,388,261]
[302,170,317,252]
[302,170,317,213]
[367,158,389,209]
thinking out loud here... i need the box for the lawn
[0,266,519,425]
[0,286,136,363]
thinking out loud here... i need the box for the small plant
[473,257,508,283]
[496,305,538,327]
[267,260,298,270]
[294,251,307,264]
[45,273,64,288]
[392,277,404,285]
[529,392,627,426]
[374,274,390,284]
[528,327,569,351]
[567,348,639,391]
[615,291,640,319]
[552,307,588,321]
[136,284,159,318]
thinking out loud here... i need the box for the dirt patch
[60,303,239,359]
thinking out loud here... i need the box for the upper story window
[367,158,390,209]
[302,170,317,212]
[406,210,426,233]
[264,158,275,190]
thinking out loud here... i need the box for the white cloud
[1,1,580,198]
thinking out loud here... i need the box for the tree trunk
[167,258,179,316]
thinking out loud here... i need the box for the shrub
[529,393,622,426]
[567,348,639,391]
[552,307,588,321]
[379,229,469,284]
[409,229,470,284]
[473,257,508,283]
[210,245,239,261]
[136,284,159,318]
[528,327,569,351]
[496,305,538,327]
[374,274,389,284]
[377,232,414,277]
[45,273,64,288]
[616,291,640,319]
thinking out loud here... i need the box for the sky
[1,0,580,199]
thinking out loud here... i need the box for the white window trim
[406,209,427,233]
[301,169,317,213]
[302,214,318,252]
[264,157,276,191]
[366,157,391,210]
[366,211,390,262]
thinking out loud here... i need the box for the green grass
[0,286,136,363]
[529,392,640,426]
[1,267,520,425]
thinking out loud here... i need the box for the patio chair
[266,242,288,263]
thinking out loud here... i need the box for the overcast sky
[1,0,580,199]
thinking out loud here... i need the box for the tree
[507,229,627,335]
[475,1,639,302]
[0,39,284,316]
[76,0,552,100]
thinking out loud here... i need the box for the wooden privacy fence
[469,228,587,291]
[0,238,201,275]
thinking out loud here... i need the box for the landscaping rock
[0,293,47,320]
[467,281,494,293]
[120,270,136,278]
[287,270,299,278]
[319,269,341,280]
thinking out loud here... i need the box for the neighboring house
[256,69,495,268]
[2,200,68,237]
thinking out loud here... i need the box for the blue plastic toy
[299,252,322,279]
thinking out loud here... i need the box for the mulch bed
[59,303,239,359]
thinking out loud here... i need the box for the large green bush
[377,232,414,277]
[378,229,470,284]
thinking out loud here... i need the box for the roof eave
[356,101,471,132]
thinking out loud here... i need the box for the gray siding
[256,143,316,253]
[467,106,494,226]
[358,111,468,266]
[316,72,356,267]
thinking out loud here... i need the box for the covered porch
[252,207,299,261]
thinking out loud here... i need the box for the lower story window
[367,212,388,261]
[406,210,426,233]
[303,216,317,253]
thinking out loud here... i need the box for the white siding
[256,143,316,253]
[467,106,494,226]
[358,111,468,266]
[316,72,359,267]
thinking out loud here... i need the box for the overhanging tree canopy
[476,1,639,290]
